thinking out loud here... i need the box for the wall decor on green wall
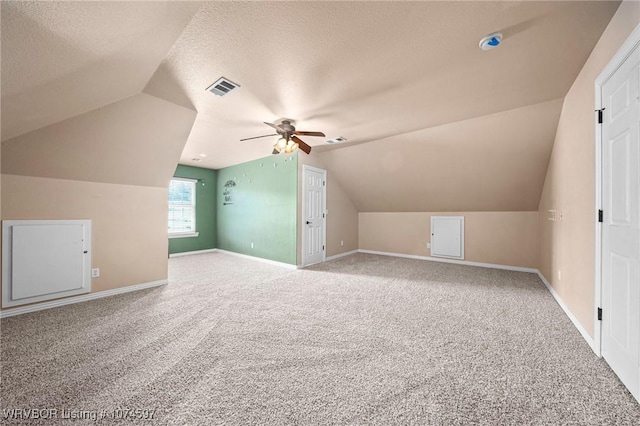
[217,152,298,265]
[168,164,217,255]
[223,180,236,205]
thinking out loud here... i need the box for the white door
[601,42,640,401]
[302,166,326,266]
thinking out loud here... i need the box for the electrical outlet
[251,242,254,249]
[91,268,100,278]
[340,240,344,246]
[427,243,431,249]
[558,270,562,280]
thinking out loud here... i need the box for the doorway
[596,24,640,403]
[302,165,326,267]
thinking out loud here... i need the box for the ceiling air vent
[206,77,240,97]
[326,136,347,144]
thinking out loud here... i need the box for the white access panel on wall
[2,220,91,308]
[430,216,464,259]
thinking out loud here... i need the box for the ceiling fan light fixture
[276,137,287,150]
[285,142,299,154]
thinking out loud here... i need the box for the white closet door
[600,41,640,402]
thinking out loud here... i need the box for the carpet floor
[1,252,639,425]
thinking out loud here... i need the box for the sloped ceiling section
[0,1,621,213]
[143,1,618,170]
[0,1,202,141]
[319,99,563,212]
[1,94,197,188]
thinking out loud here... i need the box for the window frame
[168,177,199,239]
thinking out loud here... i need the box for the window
[168,178,198,238]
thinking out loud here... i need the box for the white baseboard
[536,271,597,354]
[0,280,168,319]
[357,249,538,273]
[169,248,217,258]
[325,250,359,262]
[215,249,297,269]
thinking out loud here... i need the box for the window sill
[169,232,199,239]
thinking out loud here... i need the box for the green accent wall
[217,153,298,265]
[169,165,217,255]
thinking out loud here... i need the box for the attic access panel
[2,220,92,307]
[430,216,464,259]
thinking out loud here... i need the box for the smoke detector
[479,32,503,51]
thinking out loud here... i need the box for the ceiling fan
[240,119,325,155]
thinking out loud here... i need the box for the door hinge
[596,108,605,124]
[598,209,603,223]
[597,307,603,321]
[322,213,325,218]
[323,181,326,186]
[322,245,325,251]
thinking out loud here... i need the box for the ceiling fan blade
[293,131,325,137]
[263,121,283,131]
[239,133,278,141]
[292,135,312,154]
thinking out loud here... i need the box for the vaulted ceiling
[321,98,563,212]
[1,1,621,210]
[1,1,201,141]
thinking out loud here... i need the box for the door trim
[301,165,327,267]
[595,23,640,359]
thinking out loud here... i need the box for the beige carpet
[1,252,639,425]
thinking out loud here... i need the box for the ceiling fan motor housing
[277,120,296,138]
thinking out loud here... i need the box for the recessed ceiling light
[198,153,207,157]
[479,32,503,51]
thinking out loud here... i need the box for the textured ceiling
[143,1,619,169]
[1,94,197,187]
[0,1,622,212]
[319,98,563,212]
[0,1,202,141]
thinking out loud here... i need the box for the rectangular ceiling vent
[206,77,240,97]
[326,136,347,144]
